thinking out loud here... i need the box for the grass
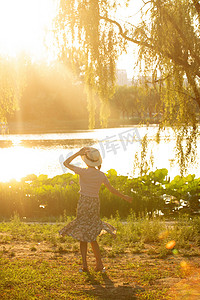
[0,215,200,299]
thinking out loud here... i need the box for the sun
[0,0,58,61]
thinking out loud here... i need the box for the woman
[59,147,132,272]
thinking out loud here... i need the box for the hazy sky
[116,1,143,78]
[0,0,143,78]
[117,44,138,79]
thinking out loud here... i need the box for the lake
[0,125,199,182]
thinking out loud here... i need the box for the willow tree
[55,0,200,173]
[55,0,127,128]
[100,0,200,173]
[129,0,200,173]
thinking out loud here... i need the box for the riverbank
[5,118,157,134]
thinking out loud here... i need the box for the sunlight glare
[0,146,32,182]
[0,0,58,60]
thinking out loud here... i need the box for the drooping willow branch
[100,15,197,72]
[99,15,154,49]
[100,14,200,108]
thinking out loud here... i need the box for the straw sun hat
[81,147,102,167]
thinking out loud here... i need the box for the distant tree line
[110,84,161,122]
[7,63,88,126]
[6,62,161,128]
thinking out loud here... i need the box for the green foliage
[0,168,200,219]
[110,84,160,122]
[0,55,26,122]
[133,0,200,173]
[54,0,200,170]
[55,0,122,128]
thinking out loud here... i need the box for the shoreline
[3,119,160,135]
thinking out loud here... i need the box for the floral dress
[59,194,116,242]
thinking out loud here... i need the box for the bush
[0,168,200,219]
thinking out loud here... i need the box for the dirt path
[1,240,200,299]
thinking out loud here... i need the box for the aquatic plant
[0,168,199,219]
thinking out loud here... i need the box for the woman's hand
[123,195,132,203]
[78,147,90,156]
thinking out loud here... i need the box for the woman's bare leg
[80,241,88,271]
[91,241,104,271]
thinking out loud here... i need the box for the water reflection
[21,138,96,148]
[0,126,199,182]
[0,141,13,148]
[0,138,96,148]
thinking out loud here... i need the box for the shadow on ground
[83,272,144,300]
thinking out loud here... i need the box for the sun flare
[0,0,58,60]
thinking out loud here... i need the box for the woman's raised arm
[63,147,89,170]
